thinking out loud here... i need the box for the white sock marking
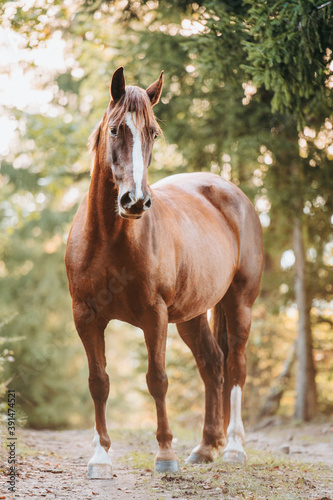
[88,427,112,466]
[125,112,144,199]
[224,385,246,455]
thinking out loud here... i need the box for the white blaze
[125,112,144,199]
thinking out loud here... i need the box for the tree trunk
[259,340,296,419]
[293,217,317,420]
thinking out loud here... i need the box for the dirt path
[1,423,333,499]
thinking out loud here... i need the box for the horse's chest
[73,248,154,324]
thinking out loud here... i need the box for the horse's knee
[146,369,168,399]
[89,372,110,401]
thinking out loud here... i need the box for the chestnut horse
[65,67,263,477]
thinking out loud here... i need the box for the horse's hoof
[186,451,214,464]
[154,459,179,473]
[87,463,113,479]
[186,444,214,464]
[223,449,246,465]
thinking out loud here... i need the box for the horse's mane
[88,123,102,157]
[88,85,161,168]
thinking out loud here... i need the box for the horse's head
[92,67,163,220]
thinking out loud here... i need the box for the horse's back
[152,172,259,244]
[152,171,238,194]
[152,172,251,220]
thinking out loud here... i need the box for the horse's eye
[110,127,118,137]
[152,130,159,141]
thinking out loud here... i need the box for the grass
[118,441,333,500]
[121,450,155,470]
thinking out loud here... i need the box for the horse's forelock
[109,86,158,132]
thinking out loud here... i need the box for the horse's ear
[146,71,164,106]
[110,66,126,102]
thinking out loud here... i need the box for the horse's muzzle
[119,191,152,219]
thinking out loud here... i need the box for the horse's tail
[211,301,230,433]
[211,302,228,360]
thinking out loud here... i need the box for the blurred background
[0,0,332,432]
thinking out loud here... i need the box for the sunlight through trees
[0,0,332,429]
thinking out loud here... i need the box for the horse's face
[104,67,163,220]
[107,108,159,220]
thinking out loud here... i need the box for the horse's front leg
[73,301,112,479]
[143,307,179,473]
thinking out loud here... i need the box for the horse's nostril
[120,192,151,214]
[120,192,133,209]
[144,197,152,209]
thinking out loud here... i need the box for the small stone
[280,444,290,454]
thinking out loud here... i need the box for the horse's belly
[167,248,237,324]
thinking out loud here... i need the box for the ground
[1,421,333,499]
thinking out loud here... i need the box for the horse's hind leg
[72,301,112,479]
[177,313,225,464]
[221,282,257,465]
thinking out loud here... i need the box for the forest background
[0,0,332,432]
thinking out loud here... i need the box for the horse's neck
[86,160,121,238]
